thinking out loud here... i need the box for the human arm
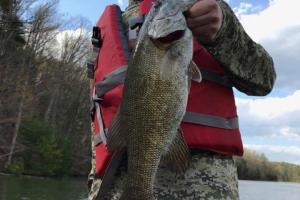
[187,0,276,96]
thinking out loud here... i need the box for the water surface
[1,176,300,200]
[239,180,300,200]
[0,175,87,200]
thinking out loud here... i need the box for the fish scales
[107,0,199,199]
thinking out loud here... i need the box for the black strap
[200,68,232,87]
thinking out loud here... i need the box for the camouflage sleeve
[202,0,276,96]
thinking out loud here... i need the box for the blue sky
[58,0,300,164]
[58,0,270,24]
[58,0,128,24]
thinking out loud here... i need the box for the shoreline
[0,172,86,179]
[1,172,299,184]
[239,179,300,184]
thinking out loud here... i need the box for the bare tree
[43,17,90,133]
[4,0,60,167]
[1,0,92,174]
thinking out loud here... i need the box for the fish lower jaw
[120,187,156,200]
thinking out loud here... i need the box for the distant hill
[235,149,300,182]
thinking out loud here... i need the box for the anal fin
[162,128,190,172]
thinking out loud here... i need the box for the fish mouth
[150,30,185,49]
[156,30,185,44]
[148,9,187,44]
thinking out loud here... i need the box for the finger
[187,10,219,28]
[186,0,218,18]
[191,24,219,43]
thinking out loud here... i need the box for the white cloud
[118,0,124,6]
[263,29,300,91]
[236,90,300,139]
[233,2,253,17]
[54,28,91,59]
[56,28,90,45]
[236,91,300,120]
[279,127,299,138]
[237,0,300,91]
[238,0,300,42]
[245,144,300,164]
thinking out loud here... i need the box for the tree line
[0,0,92,176]
[235,149,300,183]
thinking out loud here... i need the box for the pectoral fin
[188,61,202,83]
[106,108,126,153]
[162,128,190,172]
[188,61,202,92]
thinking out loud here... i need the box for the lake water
[0,176,300,200]
[239,180,300,200]
[0,176,87,200]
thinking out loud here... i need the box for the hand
[186,0,223,44]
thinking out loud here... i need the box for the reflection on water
[0,175,87,200]
[239,180,300,200]
[1,176,300,200]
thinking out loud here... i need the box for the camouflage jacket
[125,0,276,96]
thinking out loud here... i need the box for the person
[88,0,276,199]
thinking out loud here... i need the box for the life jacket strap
[95,65,231,97]
[91,86,108,146]
[93,127,109,146]
[95,102,108,145]
[93,110,239,147]
[183,112,239,130]
[93,112,239,146]
[90,99,108,146]
[94,134,102,147]
[96,65,128,97]
[200,68,232,87]
[95,65,238,131]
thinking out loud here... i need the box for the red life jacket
[89,1,243,178]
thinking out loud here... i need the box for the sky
[58,0,300,165]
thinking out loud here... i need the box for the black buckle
[90,98,96,119]
[128,15,145,30]
[92,26,101,48]
[86,62,95,79]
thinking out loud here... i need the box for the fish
[107,0,201,199]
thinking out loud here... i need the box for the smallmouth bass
[107,0,200,199]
